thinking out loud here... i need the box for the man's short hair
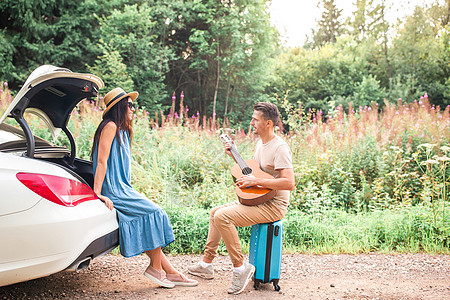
[253,102,280,126]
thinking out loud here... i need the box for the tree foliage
[0,0,448,124]
[309,0,344,48]
[271,0,450,121]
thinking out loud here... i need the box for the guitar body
[230,159,277,206]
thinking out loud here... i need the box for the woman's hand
[97,194,114,210]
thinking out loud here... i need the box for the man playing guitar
[188,102,295,295]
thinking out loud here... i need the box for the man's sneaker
[187,261,215,279]
[166,273,199,287]
[144,265,175,288]
[227,262,255,295]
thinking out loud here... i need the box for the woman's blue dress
[93,130,174,258]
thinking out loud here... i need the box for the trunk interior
[0,123,94,188]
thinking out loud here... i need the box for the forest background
[0,0,449,254]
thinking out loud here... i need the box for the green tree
[163,0,278,121]
[0,29,15,83]
[87,41,134,95]
[96,2,173,112]
[347,0,368,42]
[390,3,450,106]
[0,0,114,89]
[310,0,344,48]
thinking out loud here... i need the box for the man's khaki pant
[203,200,285,266]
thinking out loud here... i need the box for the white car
[0,65,119,287]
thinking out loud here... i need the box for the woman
[91,87,197,288]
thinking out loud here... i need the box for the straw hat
[102,87,138,117]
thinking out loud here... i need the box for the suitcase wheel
[273,282,280,291]
[253,281,260,290]
[272,279,280,291]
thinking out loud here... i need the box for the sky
[268,0,446,48]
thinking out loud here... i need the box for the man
[188,102,295,295]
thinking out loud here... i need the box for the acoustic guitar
[219,134,277,206]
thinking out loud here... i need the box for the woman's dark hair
[91,98,134,160]
[253,102,280,126]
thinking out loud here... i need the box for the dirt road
[1,253,449,299]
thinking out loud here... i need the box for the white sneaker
[227,262,255,295]
[187,261,215,279]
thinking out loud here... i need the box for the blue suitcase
[249,220,283,291]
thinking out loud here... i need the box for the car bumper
[0,199,119,287]
[65,228,119,272]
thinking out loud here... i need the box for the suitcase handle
[274,225,280,237]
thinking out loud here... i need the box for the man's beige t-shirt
[253,135,293,212]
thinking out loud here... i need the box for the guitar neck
[229,144,252,175]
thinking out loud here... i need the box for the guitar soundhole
[242,167,253,175]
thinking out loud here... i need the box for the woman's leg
[161,250,199,286]
[160,251,178,274]
[143,247,177,288]
[145,247,162,271]
[146,248,182,274]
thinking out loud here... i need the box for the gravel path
[1,253,449,299]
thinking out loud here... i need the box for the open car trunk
[0,65,104,187]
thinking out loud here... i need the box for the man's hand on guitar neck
[223,140,235,157]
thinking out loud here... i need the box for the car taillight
[16,172,98,207]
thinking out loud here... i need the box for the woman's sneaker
[144,265,175,288]
[166,273,199,286]
[187,261,215,279]
[227,262,255,295]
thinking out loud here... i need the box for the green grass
[163,205,450,255]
